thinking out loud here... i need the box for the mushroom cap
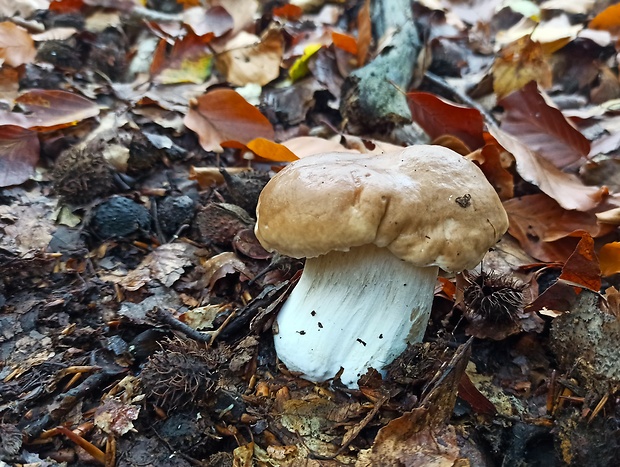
[255,145,509,272]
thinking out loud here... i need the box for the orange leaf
[467,140,514,200]
[272,4,303,21]
[0,90,99,131]
[49,0,84,12]
[589,4,620,32]
[407,92,484,151]
[356,0,371,66]
[558,233,601,291]
[247,138,298,162]
[184,88,274,152]
[0,125,39,187]
[600,242,620,277]
[331,31,357,55]
[0,22,36,67]
[499,82,590,169]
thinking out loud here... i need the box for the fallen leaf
[150,31,213,85]
[0,125,40,187]
[600,242,620,277]
[466,139,514,200]
[288,43,322,82]
[492,35,552,99]
[499,82,590,168]
[247,137,298,162]
[504,193,612,262]
[0,0,50,16]
[0,90,100,131]
[589,3,620,32]
[0,22,36,67]
[272,3,303,20]
[407,91,485,150]
[332,31,357,55]
[489,126,607,212]
[203,251,251,290]
[94,398,140,436]
[184,88,274,152]
[183,6,234,37]
[216,28,284,86]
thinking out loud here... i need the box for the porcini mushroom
[255,145,508,387]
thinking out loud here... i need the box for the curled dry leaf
[0,90,99,131]
[490,126,607,212]
[499,82,590,169]
[492,35,552,99]
[466,140,514,200]
[184,88,274,152]
[0,22,36,67]
[0,125,40,187]
[203,251,251,290]
[504,193,613,262]
[216,28,284,86]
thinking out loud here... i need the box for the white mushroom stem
[274,244,438,388]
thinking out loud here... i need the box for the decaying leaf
[150,31,213,84]
[184,88,274,152]
[492,35,552,99]
[182,6,234,37]
[94,398,140,436]
[499,82,590,169]
[0,125,40,187]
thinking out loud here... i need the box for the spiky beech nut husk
[36,37,86,70]
[140,338,218,410]
[194,202,254,245]
[219,168,270,216]
[463,270,525,325]
[127,133,163,175]
[52,142,115,203]
[87,27,128,81]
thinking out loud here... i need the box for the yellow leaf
[288,43,322,82]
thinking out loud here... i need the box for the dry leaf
[184,88,274,152]
[356,0,371,66]
[499,82,590,169]
[0,22,36,67]
[600,242,620,277]
[407,91,485,151]
[246,137,298,162]
[589,3,620,32]
[0,125,40,187]
[489,126,607,212]
[466,140,514,200]
[94,398,140,437]
[492,35,552,99]
[0,90,99,131]
[182,6,234,37]
[216,28,284,86]
[150,31,213,85]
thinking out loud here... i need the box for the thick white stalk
[273,244,438,387]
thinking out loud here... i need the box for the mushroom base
[273,244,438,387]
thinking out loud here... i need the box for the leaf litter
[0,0,620,466]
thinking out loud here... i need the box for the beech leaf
[0,125,40,187]
[0,22,36,67]
[499,82,590,168]
[246,138,298,162]
[600,242,620,277]
[407,91,485,151]
[489,126,606,211]
[184,88,274,152]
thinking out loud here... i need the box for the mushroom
[255,145,508,387]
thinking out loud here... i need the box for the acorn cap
[255,145,508,273]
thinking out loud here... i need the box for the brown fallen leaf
[216,27,284,86]
[150,30,213,85]
[466,139,514,200]
[0,90,100,131]
[490,126,607,212]
[499,82,590,169]
[0,22,36,67]
[184,88,274,152]
[182,6,234,37]
[0,125,40,187]
[504,193,613,262]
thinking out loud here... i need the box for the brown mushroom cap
[255,145,509,272]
